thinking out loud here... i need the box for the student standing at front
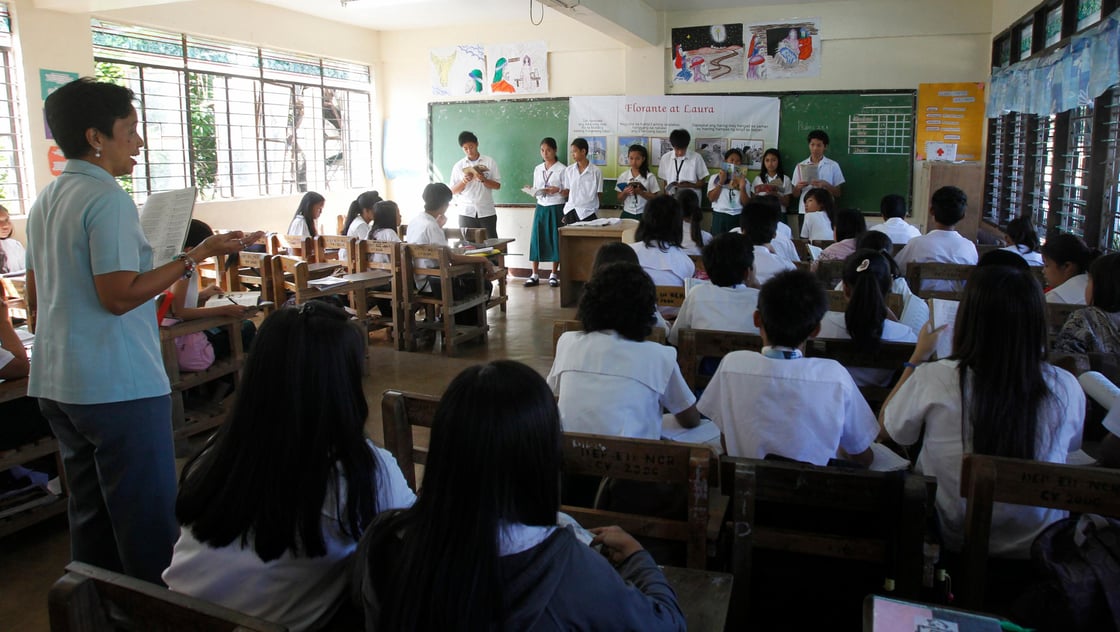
[526,137,566,287]
[560,138,603,225]
[657,129,708,205]
[791,129,845,221]
[449,130,501,238]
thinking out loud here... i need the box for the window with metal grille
[1100,88,1120,250]
[984,115,1008,224]
[92,20,373,204]
[0,5,29,215]
[1053,104,1094,237]
[1027,114,1056,231]
[1004,113,1030,225]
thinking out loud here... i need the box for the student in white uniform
[449,130,501,238]
[548,262,699,440]
[698,269,878,466]
[881,265,1084,558]
[749,195,800,263]
[707,147,749,235]
[894,186,978,293]
[791,129,845,216]
[657,129,708,206]
[164,304,417,631]
[560,138,603,225]
[1000,217,1043,266]
[526,137,567,287]
[869,194,921,247]
[1041,232,1096,304]
[856,231,928,337]
[616,144,659,221]
[751,148,792,210]
[816,249,917,386]
[339,190,382,261]
[818,209,866,262]
[629,195,695,292]
[405,183,496,301]
[741,200,795,285]
[288,191,324,238]
[0,205,25,273]
[669,232,759,345]
[677,190,711,256]
[800,187,835,241]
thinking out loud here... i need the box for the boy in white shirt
[740,200,795,285]
[560,138,603,225]
[791,129,845,215]
[670,232,760,345]
[657,129,708,206]
[869,194,921,246]
[698,269,878,466]
[894,186,978,293]
[449,130,501,238]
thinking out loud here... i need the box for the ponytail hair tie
[856,258,871,273]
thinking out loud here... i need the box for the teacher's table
[558,220,638,307]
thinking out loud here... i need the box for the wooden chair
[1046,302,1081,347]
[335,214,345,235]
[561,431,712,569]
[811,239,835,249]
[381,389,439,490]
[814,259,846,288]
[804,337,916,408]
[675,328,764,392]
[272,255,384,327]
[159,313,248,441]
[792,239,813,262]
[958,454,1120,609]
[0,404,67,537]
[904,262,973,299]
[222,251,276,307]
[551,319,666,353]
[314,235,354,269]
[49,561,286,632]
[1,274,29,320]
[355,239,404,350]
[826,289,904,316]
[400,243,489,355]
[655,285,686,310]
[720,456,936,628]
[270,234,315,261]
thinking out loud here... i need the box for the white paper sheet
[138,187,197,268]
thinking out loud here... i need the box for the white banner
[568,95,780,180]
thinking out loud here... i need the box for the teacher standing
[26,78,257,584]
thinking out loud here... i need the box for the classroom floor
[0,275,572,631]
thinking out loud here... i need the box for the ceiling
[250,0,838,31]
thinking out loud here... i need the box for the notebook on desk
[864,595,1002,632]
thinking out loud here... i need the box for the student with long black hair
[677,189,711,255]
[881,265,1084,557]
[163,304,415,630]
[630,195,695,291]
[353,360,685,631]
[289,191,325,238]
[342,190,382,240]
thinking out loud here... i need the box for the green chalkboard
[429,99,570,206]
[777,92,915,215]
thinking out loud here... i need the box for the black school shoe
[548,276,559,287]
[524,276,540,287]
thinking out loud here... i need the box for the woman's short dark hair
[578,262,654,342]
[423,182,453,212]
[1040,232,1097,274]
[176,303,376,561]
[669,129,691,149]
[635,195,683,251]
[880,194,907,219]
[1089,253,1120,312]
[45,77,136,159]
[294,191,324,237]
[1005,216,1040,253]
[758,269,827,348]
[540,136,557,151]
[362,360,561,630]
[457,130,478,146]
[703,232,754,288]
[371,200,399,233]
[834,209,867,241]
[741,200,779,245]
[591,242,639,273]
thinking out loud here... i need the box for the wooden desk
[306,262,343,279]
[0,377,69,538]
[459,238,515,313]
[558,220,638,307]
[0,376,28,403]
[662,566,733,632]
[302,270,392,331]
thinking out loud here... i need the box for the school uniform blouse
[657,150,708,204]
[679,226,711,256]
[894,230,979,294]
[1000,244,1043,266]
[668,283,760,345]
[629,241,695,287]
[1046,273,1089,305]
[618,169,660,216]
[345,218,372,241]
[1054,307,1120,354]
[163,443,416,631]
[0,237,25,273]
[287,216,312,237]
[816,312,918,386]
[794,156,845,214]
[562,163,603,220]
[869,217,921,246]
[367,228,400,264]
[883,360,1084,557]
[751,173,792,198]
[450,154,501,219]
[24,159,169,404]
[752,245,796,285]
[707,173,745,216]
[534,161,567,207]
[800,211,833,241]
[548,330,695,440]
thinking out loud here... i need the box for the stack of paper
[308,276,349,288]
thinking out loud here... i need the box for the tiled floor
[0,279,573,631]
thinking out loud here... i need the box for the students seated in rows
[881,265,1084,558]
[1055,253,1120,354]
[354,361,686,631]
[669,232,759,345]
[818,209,866,262]
[740,200,795,285]
[800,187,835,241]
[548,261,698,439]
[163,304,416,630]
[629,195,695,318]
[1041,232,1096,305]
[868,193,920,247]
[856,231,929,336]
[592,242,670,336]
[1001,216,1042,266]
[751,194,800,262]
[698,269,878,466]
[894,185,978,293]
[342,190,383,242]
[817,249,917,386]
[677,190,711,256]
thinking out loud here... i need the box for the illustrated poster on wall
[670,24,745,84]
[744,18,821,80]
[429,44,487,97]
[484,41,548,95]
[915,83,986,161]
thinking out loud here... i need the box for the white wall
[991,0,1042,34]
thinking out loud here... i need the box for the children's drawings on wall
[430,44,487,96]
[671,24,744,84]
[485,41,549,95]
[745,19,821,80]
